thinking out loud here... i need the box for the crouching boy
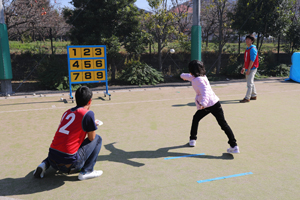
[33,86,103,180]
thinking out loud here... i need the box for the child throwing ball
[180,60,239,153]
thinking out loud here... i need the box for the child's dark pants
[190,101,237,147]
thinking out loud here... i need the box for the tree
[230,0,295,51]
[284,21,300,53]
[63,0,141,81]
[169,0,193,36]
[144,0,182,71]
[201,0,218,48]
[123,31,152,58]
[3,0,69,41]
[211,0,234,74]
[278,0,300,53]
[284,0,300,54]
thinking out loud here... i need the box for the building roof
[169,0,193,14]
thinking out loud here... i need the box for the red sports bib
[244,47,259,70]
[50,108,89,154]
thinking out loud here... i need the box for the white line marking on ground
[92,98,191,107]
[0,107,67,113]
[0,98,191,113]
[1,88,299,114]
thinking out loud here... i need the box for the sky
[57,0,152,10]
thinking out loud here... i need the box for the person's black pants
[190,101,237,147]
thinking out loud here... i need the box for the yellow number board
[68,45,109,99]
[68,46,107,83]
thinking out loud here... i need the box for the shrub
[258,51,290,77]
[119,59,164,86]
[267,64,290,77]
[263,50,277,68]
[21,34,33,43]
[221,54,243,76]
[177,33,191,53]
[37,55,74,90]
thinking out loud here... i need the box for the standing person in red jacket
[33,86,103,180]
[240,34,259,103]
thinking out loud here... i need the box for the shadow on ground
[219,100,241,104]
[172,100,240,107]
[0,168,78,196]
[0,144,233,196]
[172,102,196,107]
[97,143,234,167]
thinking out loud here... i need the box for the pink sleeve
[180,73,194,81]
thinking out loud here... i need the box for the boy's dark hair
[188,60,206,77]
[246,34,255,44]
[75,86,93,107]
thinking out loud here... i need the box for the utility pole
[0,0,13,96]
[191,0,201,61]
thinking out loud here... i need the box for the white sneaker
[78,170,103,181]
[33,162,47,178]
[189,140,196,147]
[227,146,240,154]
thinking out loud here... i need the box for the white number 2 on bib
[59,113,76,135]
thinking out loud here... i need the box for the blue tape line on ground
[197,172,253,183]
[164,153,205,160]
